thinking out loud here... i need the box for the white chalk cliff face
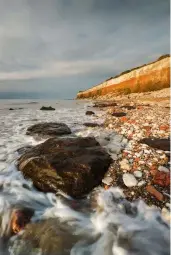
[77,56,170,98]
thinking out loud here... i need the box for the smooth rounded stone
[144,149,151,154]
[102,176,113,185]
[133,170,142,178]
[161,207,171,224]
[137,180,146,186]
[123,173,138,187]
[119,159,130,171]
[156,150,164,154]
[160,154,166,159]
[40,106,55,111]
[165,203,171,210]
[108,123,114,129]
[85,111,95,115]
[158,166,169,173]
[26,122,71,138]
[18,137,112,198]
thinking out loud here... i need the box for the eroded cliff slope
[77,55,170,99]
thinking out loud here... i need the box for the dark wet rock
[21,219,79,255]
[83,123,101,127]
[85,111,95,115]
[11,208,34,235]
[139,138,170,151]
[112,112,127,117]
[40,106,55,111]
[18,137,112,198]
[17,146,33,155]
[26,122,71,138]
[93,101,117,108]
[28,101,38,104]
[9,108,23,110]
[121,105,136,110]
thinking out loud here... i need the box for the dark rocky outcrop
[40,106,55,111]
[26,122,71,138]
[83,123,101,127]
[112,112,127,117]
[18,137,112,198]
[93,101,117,108]
[85,111,95,115]
[139,138,170,151]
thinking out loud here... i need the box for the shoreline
[87,88,170,211]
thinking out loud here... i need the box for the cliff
[77,55,170,99]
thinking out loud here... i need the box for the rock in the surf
[93,101,117,108]
[26,122,71,138]
[85,111,95,115]
[18,137,112,198]
[40,106,55,111]
[83,123,101,127]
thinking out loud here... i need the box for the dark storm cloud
[0,0,169,98]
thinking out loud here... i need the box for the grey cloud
[0,0,169,98]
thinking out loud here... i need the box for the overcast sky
[0,0,169,99]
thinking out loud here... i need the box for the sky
[0,0,170,99]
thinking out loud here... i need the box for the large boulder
[18,137,112,198]
[26,122,71,138]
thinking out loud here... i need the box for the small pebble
[160,154,166,159]
[102,176,113,186]
[156,150,163,154]
[133,170,142,178]
[138,180,146,186]
[123,173,137,187]
[119,159,130,171]
[158,166,169,173]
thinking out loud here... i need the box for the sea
[0,99,169,255]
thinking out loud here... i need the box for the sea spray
[0,182,169,255]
